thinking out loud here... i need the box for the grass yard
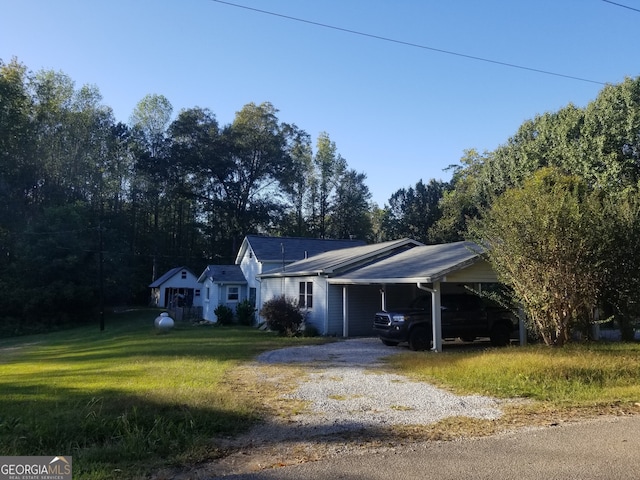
[381,342,640,443]
[3,314,640,479]
[389,342,640,406]
[0,309,330,479]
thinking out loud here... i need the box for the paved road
[219,415,640,479]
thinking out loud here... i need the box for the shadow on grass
[0,381,255,477]
[0,311,313,478]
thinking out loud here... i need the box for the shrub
[236,299,255,326]
[214,304,234,325]
[302,323,319,337]
[259,295,303,336]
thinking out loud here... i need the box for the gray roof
[259,240,484,284]
[197,265,246,284]
[259,238,424,277]
[149,266,195,288]
[236,235,367,265]
[331,241,481,284]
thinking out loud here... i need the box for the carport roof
[329,241,481,284]
[259,239,484,284]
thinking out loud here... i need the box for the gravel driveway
[254,338,503,437]
[162,338,508,479]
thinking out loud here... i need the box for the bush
[259,295,303,336]
[302,323,319,337]
[235,299,255,326]
[214,304,234,325]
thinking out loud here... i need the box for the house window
[195,289,200,297]
[227,286,239,302]
[249,287,257,307]
[299,281,313,308]
[206,287,210,300]
[181,270,187,279]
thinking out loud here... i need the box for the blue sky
[1,0,638,206]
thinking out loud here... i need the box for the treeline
[0,58,378,333]
[2,55,640,340]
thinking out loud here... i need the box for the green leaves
[472,168,603,346]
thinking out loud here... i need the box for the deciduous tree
[470,168,603,346]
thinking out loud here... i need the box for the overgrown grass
[388,343,640,406]
[5,316,640,478]
[0,309,331,479]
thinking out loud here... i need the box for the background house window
[195,289,200,297]
[181,271,187,279]
[299,281,313,308]
[227,286,239,302]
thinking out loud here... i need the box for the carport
[328,242,525,352]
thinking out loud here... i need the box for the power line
[602,0,640,13]
[210,0,607,86]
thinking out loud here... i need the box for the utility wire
[602,0,640,14]
[211,0,607,86]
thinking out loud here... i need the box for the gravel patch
[255,338,503,436]
[160,338,507,478]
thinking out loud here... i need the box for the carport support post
[342,286,349,337]
[431,282,442,353]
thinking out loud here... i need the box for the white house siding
[202,279,219,322]
[202,279,222,322]
[260,276,297,325]
[260,277,289,304]
[151,269,203,309]
[202,279,247,323]
[240,247,261,289]
[239,246,270,314]
[260,275,330,335]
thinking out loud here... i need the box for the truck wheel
[490,322,511,347]
[381,339,399,347]
[409,326,431,351]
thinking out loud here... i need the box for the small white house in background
[149,266,202,308]
[198,265,247,323]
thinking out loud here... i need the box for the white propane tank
[158,316,174,330]
[155,312,173,329]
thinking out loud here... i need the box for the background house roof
[149,266,195,288]
[197,265,246,284]
[236,235,367,265]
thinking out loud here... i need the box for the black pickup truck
[373,293,517,351]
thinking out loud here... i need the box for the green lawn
[389,342,640,406]
[3,312,640,479]
[0,310,329,479]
